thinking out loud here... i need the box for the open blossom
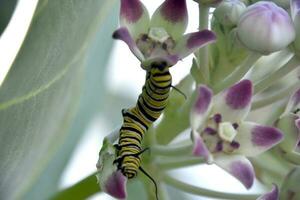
[113,0,216,69]
[190,80,283,189]
[276,88,300,156]
[237,1,295,54]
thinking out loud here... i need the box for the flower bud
[237,2,295,55]
[214,0,246,27]
[280,167,300,200]
[276,114,300,154]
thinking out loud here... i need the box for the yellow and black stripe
[114,64,171,181]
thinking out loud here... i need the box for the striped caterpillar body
[115,63,171,177]
[114,63,171,199]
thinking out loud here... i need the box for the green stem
[252,81,299,110]
[152,143,193,156]
[157,157,205,170]
[284,152,300,165]
[155,96,192,145]
[277,147,300,165]
[254,55,300,94]
[197,5,210,84]
[213,52,261,93]
[162,174,260,200]
[51,173,99,200]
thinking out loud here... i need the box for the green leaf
[0,0,18,35]
[52,173,100,200]
[0,0,118,199]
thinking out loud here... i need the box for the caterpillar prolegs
[114,63,172,200]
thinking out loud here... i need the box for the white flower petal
[235,122,283,157]
[113,27,145,61]
[150,0,188,40]
[120,0,150,39]
[172,30,216,60]
[213,80,252,122]
[215,154,255,189]
[190,85,213,130]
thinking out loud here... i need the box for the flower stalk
[162,174,261,200]
[213,53,261,93]
[254,55,300,94]
[197,4,210,84]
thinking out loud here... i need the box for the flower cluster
[96,0,300,199]
[190,80,283,189]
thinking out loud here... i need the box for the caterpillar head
[141,55,178,71]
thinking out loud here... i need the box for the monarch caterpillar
[113,62,172,200]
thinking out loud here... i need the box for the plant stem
[51,173,99,200]
[157,157,205,170]
[254,55,300,94]
[252,81,299,110]
[276,148,300,165]
[162,174,260,200]
[213,52,261,93]
[197,5,210,84]
[152,143,193,156]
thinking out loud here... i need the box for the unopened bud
[214,0,246,27]
[237,2,295,54]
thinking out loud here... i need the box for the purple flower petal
[295,118,300,152]
[235,122,284,157]
[173,30,216,59]
[283,88,300,115]
[215,155,255,189]
[213,80,252,122]
[194,86,213,114]
[104,170,127,199]
[120,0,150,39]
[192,131,212,163]
[190,85,213,130]
[257,184,279,200]
[113,27,145,61]
[120,0,143,23]
[151,0,188,40]
[226,79,252,109]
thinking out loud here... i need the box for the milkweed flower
[276,88,300,157]
[113,0,216,69]
[96,139,127,199]
[237,1,295,54]
[190,80,283,189]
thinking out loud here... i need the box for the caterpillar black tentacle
[114,62,172,200]
[171,85,187,100]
